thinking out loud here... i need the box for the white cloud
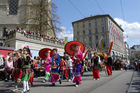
[56,26,73,41]
[114,18,140,47]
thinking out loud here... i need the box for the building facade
[72,15,125,59]
[124,42,130,63]
[0,0,55,38]
[130,45,140,62]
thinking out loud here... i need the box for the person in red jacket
[59,57,66,84]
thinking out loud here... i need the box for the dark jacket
[107,56,113,66]
[91,56,100,69]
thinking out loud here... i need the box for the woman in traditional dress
[50,49,61,86]
[21,47,32,93]
[65,41,85,87]
[39,48,52,83]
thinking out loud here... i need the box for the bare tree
[20,0,61,37]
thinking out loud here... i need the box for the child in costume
[50,49,61,86]
[43,50,51,82]
[59,57,66,84]
[21,47,32,93]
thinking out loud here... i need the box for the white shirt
[67,59,73,69]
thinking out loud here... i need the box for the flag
[83,48,90,60]
[108,41,113,55]
[64,37,68,45]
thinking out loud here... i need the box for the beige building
[0,0,55,38]
[4,32,64,56]
[72,14,125,59]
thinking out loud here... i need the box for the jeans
[68,69,73,79]
[59,70,64,80]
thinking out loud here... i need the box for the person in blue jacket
[50,49,61,86]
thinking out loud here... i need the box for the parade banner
[108,41,113,55]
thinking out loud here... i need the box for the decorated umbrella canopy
[65,41,85,56]
[39,48,52,59]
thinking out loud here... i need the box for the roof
[72,14,124,32]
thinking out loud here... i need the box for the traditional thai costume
[21,54,31,93]
[39,48,52,82]
[72,50,83,85]
[44,56,51,81]
[50,53,60,85]
[64,41,85,87]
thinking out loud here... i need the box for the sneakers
[12,88,18,92]
[75,84,79,87]
[42,80,46,83]
[21,90,26,93]
[97,78,100,80]
[68,79,71,82]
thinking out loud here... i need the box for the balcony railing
[6,32,64,46]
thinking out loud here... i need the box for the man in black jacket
[91,52,100,80]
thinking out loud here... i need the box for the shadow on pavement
[32,83,75,88]
[0,89,14,93]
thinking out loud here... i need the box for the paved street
[0,70,136,93]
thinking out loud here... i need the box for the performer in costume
[39,48,52,83]
[91,52,100,80]
[65,41,85,87]
[50,49,61,86]
[59,57,66,84]
[106,54,113,76]
[21,47,32,93]
[12,51,23,91]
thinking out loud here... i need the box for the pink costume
[72,48,83,85]
[44,52,51,81]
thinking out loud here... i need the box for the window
[89,36,92,41]
[77,31,79,35]
[101,18,104,25]
[96,35,98,40]
[9,0,19,15]
[83,23,85,28]
[95,20,97,27]
[89,30,91,34]
[83,30,85,35]
[89,43,92,48]
[95,28,98,33]
[77,23,79,29]
[89,22,91,28]
[102,27,105,32]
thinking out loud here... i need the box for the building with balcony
[0,0,55,39]
[3,32,64,57]
[72,14,125,59]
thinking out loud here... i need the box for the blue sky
[53,0,140,47]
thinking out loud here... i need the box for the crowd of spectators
[2,27,64,44]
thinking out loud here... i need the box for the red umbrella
[65,41,85,56]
